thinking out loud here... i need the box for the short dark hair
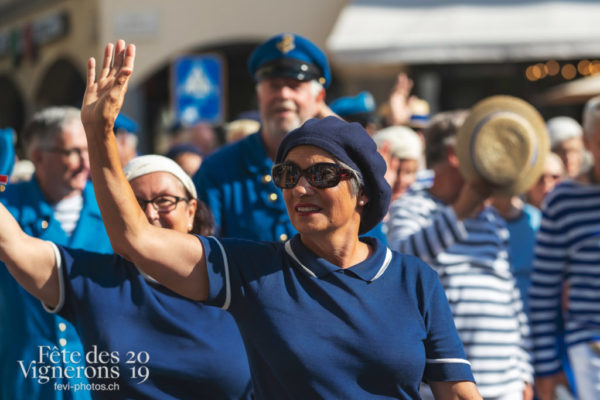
[191,199,215,236]
[424,110,468,168]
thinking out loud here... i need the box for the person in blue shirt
[76,40,482,399]
[0,107,112,400]
[193,32,332,243]
[0,154,252,399]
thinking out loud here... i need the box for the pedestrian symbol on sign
[173,55,224,125]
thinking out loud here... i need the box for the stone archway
[0,76,26,155]
[35,57,85,110]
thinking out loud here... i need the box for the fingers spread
[115,44,135,85]
[100,43,114,80]
[86,57,96,87]
[113,39,126,72]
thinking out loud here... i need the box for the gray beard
[266,117,302,139]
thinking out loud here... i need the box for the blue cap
[329,91,377,128]
[330,91,376,117]
[248,33,331,88]
[275,117,391,235]
[114,114,139,135]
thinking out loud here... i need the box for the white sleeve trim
[426,358,471,365]
[42,242,65,314]
[208,236,231,310]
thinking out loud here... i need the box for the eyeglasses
[136,195,189,213]
[42,147,88,159]
[271,162,353,189]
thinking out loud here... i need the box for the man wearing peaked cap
[248,33,331,88]
[193,33,332,242]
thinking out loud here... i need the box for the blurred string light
[525,59,600,81]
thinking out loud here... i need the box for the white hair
[336,159,363,197]
[308,80,324,98]
[372,126,422,160]
[546,116,583,148]
[23,106,82,159]
[583,95,600,139]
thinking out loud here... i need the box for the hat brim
[456,95,550,196]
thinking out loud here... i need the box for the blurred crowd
[1,31,600,400]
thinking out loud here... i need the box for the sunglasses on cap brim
[271,162,353,189]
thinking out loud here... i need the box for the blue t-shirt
[504,203,540,313]
[201,234,473,399]
[53,246,252,400]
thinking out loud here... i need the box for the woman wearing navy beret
[73,41,481,399]
[0,155,252,399]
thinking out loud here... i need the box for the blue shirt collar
[285,234,392,282]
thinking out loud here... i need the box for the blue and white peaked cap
[248,33,331,88]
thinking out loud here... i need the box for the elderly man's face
[35,119,90,200]
[553,136,583,178]
[585,125,600,173]
[256,77,324,138]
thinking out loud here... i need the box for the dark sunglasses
[271,162,353,189]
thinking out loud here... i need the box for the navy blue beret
[275,116,391,235]
[248,33,331,88]
[114,113,139,135]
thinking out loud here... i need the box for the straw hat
[456,95,549,196]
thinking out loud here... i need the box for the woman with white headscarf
[0,155,252,399]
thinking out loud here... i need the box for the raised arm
[81,40,208,301]
[0,202,57,306]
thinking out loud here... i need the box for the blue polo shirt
[201,235,474,399]
[52,246,252,400]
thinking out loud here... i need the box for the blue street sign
[173,54,224,125]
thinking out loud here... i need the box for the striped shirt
[530,180,600,376]
[51,194,83,237]
[386,190,533,398]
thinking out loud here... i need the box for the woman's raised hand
[81,40,136,134]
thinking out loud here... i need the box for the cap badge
[276,34,295,54]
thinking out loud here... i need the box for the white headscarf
[123,154,197,199]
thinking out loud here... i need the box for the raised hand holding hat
[456,95,550,196]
